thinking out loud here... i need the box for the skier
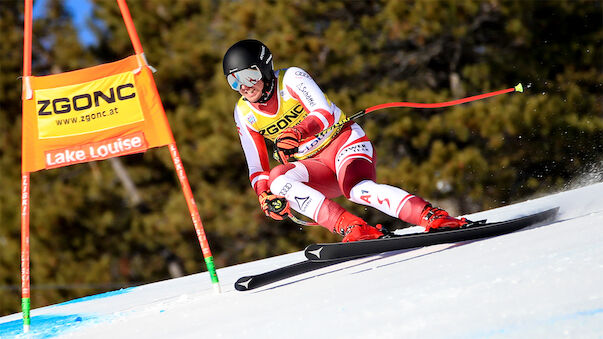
[223,39,467,242]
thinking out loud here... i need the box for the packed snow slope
[1,183,602,338]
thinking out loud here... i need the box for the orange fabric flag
[21,54,174,172]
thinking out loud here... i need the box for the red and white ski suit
[233,67,428,231]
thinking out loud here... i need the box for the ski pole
[276,83,523,163]
[272,83,524,223]
[317,83,524,137]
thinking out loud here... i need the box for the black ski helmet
[223,39,274,83]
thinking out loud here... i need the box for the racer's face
[239,79,264,103]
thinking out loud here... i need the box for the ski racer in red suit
[223,39,467,242]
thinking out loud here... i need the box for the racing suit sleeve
[234,107,271,195]
[282,67,341,139]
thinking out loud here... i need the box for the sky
[32,0,97,46]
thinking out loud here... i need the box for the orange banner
[22,55,174,172]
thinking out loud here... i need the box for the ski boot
[334,212,384,242]
[420,204,468,232]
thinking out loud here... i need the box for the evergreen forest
[1,0,601,314]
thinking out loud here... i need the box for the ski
[235,259,348,291]
[305,207,559,262]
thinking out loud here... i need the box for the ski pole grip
[268,197,288,214]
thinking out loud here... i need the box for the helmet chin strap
[256,76,276,103]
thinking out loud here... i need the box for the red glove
[258,191,290,220]
[275,127,303,164]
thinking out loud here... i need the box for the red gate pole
[116,0,221,292]
[21,0,33,332]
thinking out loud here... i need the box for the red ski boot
[334,212,384,242]
[420,204,468,232]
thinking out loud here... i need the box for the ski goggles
[226,65,263,91]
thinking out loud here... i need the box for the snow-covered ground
[1,183,602,338]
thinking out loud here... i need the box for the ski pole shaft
[277,84,523,227]
[318,83,523,137]
[288,214,319,227]
[365,83,522,112]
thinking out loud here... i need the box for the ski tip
[235,277,253,291]
[304,244,324,260]
[545,206,560,219]
[515,83,524,93]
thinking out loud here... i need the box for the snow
[1,183,602,338]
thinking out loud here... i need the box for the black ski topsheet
[305,207,559,262]
[235,259,348,291]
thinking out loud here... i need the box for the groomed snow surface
[1,183,602,338]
